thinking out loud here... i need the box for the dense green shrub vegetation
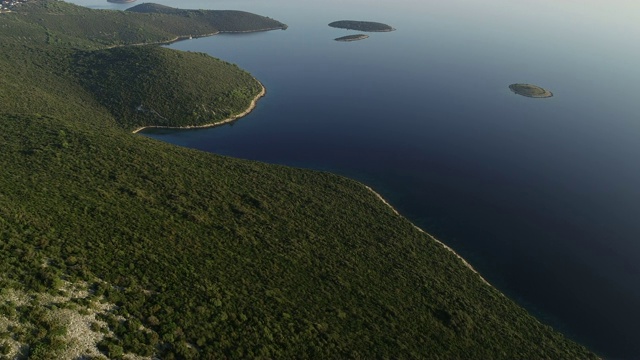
[6,0,285,48]
[72,46,262,130]
[0,0,595,358]
[127,4,288,32]
[7,1,211,47]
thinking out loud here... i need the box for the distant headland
[335,34,369,42]
[107,0,136,3]
[509,83,553,98]
[329,20,395,32]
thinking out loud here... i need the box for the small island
[335,34,369,42]
[509,83,553,98]
[329,20,395,32]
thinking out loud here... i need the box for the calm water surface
[71,0,640,357]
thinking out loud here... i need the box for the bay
[70,1,640,357]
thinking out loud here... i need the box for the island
[509,83,553,98]
[335,34,369,42]
[329,20,395,32]
[107,0,136,3]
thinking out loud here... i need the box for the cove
[72,0,640,358]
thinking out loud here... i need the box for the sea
[69,0,640,357]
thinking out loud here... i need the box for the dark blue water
[72,0,640,357]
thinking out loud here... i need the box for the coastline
[132,82,266,134]
[107,32,220,49]
[155,26,287,44]
[123,16,489,294]
[220,26,288,34]
[130,69,488,288]
[363,28,396,32]
[363,185,492,287]
[131,74,491,287]
[108,24,287,49]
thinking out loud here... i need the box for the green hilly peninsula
[0,1,595,358]
[126,3,288,32]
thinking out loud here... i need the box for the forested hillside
[6,0,285,48]
[127,3,288,32]
[73,46,262,130]
[0,1,595,358]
